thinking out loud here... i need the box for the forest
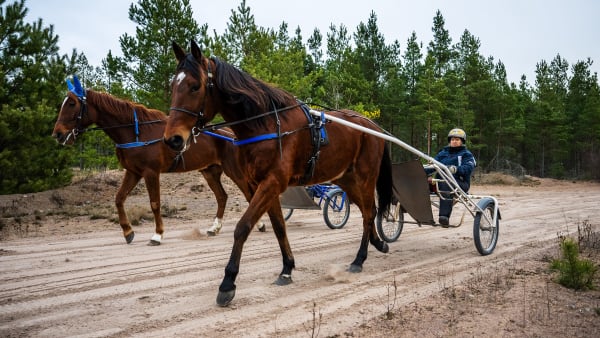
[1,0,599,194]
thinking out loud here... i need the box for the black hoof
[258,224,266,232]
[125,232,135,244]
[348,264,363,273]
[379,242,389,253]
[147,239,161,246]
[274,274,293,286]
[207,231,217,237]
[216,290,235,307]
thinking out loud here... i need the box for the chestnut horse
[52,76,264,246]
[163,41,393,306]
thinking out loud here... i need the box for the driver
[427,128,476,227]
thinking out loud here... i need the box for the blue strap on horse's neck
[201,130,279,146]
[134,109,139,142]
[115,109,162,149]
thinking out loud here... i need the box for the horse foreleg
[217,182,285,307]
[201,166,227,236]
[143,173,163,246]
[115,170,141,244]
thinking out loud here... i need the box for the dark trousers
[437,180,469,218]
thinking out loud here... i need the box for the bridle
[57,91,164,146]
[168,56,214,136]
[56,93,88,145]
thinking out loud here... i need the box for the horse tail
[376,142,393,218]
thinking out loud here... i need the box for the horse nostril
[53,132,62,140]
[165,135,184,151]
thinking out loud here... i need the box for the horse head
[164,40,217,152]
[52,75,92,145]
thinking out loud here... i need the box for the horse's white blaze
[176,72,186,85]
[151,233,162,243]
[61,96,68,109]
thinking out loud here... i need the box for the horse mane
[213,58,296,121]
[87,90,167,122]
[177,54,297,129]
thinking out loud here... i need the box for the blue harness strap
[115,109,162,149]
[115,138,162,149]
[201,131,279,146]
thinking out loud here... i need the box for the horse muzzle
[163,134,186,152]
[52,130,75,146]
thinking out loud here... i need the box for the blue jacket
[431,145,476,187]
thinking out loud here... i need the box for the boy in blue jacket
[430,128,476,227]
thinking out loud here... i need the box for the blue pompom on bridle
[66,75,85,98]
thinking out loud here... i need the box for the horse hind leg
[144,174,164,246]
[201,166,227,236]
[369,204,389,253]
[115,171,142,244]
[266,201,295,285]
[348,200,388,273]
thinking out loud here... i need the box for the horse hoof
[380,242,389,253]
[274,274,293,286]
[207,231,217,237]
[257,223,266,232]
[216,290,235,307]
[147,239,161,246]
[348,264,362,273]
[125,232,135,244]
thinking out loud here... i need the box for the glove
[448,165,457,174]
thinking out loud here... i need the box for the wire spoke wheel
[323,190,350,229]
[376,202,403,242]
[473,199,499,255]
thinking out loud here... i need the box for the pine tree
[119,0,201,111]
[0,0,73,193]
[566,59,600,179]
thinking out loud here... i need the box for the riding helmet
[447,128,467,143]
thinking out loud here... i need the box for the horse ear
[172,41,186,62]
[190,40,203,61]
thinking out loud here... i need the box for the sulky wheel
[376,202,403,242]
[323,189,350,229]
[473,198,500,255]
[282,207,294,221]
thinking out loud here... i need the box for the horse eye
[191,85,200,92]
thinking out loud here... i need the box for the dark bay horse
[163,41,393,306]
[52,76,264,245]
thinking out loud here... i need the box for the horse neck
[85,90,145,143]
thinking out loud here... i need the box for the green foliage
[75,132,119,170]
[0,104,73,194]
[0,0,73,194]
[3,0,600,196]
[550,237,597,290]
[120,0,201,111]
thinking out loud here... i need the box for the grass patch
[550,237,597,290]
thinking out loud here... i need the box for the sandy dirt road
[1,173,599,337]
